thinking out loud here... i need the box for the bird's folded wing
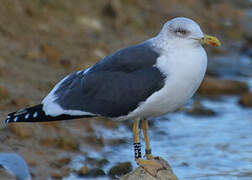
[51,67,165,118]
[42,42,165,118]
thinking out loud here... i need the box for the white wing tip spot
[25,113,30,119]
[33,112,38,118]
[14,117,18,122]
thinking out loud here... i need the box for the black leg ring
[145,148,152,155]
[134,142,141,159]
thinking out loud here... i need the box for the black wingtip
[4,112,15,124]
[5,104,93,124]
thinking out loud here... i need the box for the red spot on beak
[209,42,217,47]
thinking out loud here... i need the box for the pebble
[239,92,252,107]
[109,162,132,178]
[78,166,89,176]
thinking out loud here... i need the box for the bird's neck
[147,35,171,52]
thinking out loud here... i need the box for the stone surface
[198,76,249,95]
[42,44,61,66]
[78,166,89,176]
[9,124,33,139]
[40,136,79,151]
[185,101,216,116]
[109,162,132,178]
[0,86,9,100]
[120,157,179,180]
[239,92,252,107]
[11,96,31,107]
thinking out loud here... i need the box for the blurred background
[0,0,252,179]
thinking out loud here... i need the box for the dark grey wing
[54,67,165,117]
[88,42,160,73]
[46,42,165,118]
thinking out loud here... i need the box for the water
[64,73,252,180]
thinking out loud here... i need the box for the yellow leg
[142,118,154,160]
[133,118,141,159]
[133,118,166,177]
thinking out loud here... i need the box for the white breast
[117,45,207,120]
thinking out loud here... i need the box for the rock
[0,86,9,100]
[198,76,249,95]
[108,138,127,146]
[239,93,252,107]
[185,101,216,116]
[51,172,62,179]
[109,162,132,178]
[50,157,71,168]
[40,136,79,151]
[120,157,178,180]
[85,157,109,167]
[78,166,89,176]
[61,168,70,177]
[89,168,106,177]
[11,97,31,107]
[9,124,33,139]
[60,59,72,70]
[75,16,103,31]
[85,134,105,147]
[42,44,61,66]
[78,168,105,177]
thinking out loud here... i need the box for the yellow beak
[200,34,221,47]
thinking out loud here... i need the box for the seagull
[5,17,220,176]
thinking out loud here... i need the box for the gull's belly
[134,70,205,118]
[123,46,207,120]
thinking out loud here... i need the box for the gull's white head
[157,17,221,48]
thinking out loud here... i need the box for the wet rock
[108,138,127,146]
[85,134,105,147]
[40,136,79,151]
[120,157,178,180]
[109,162,132,178]
[78,166,89,176]
[180,162,189,167]
[185,101,216,116]
[42,44,61,66]
[239,93,252,107]
[0,86,9,100]
[10,124,33,139]
[86,157,109,167]
[198,76,249,95]
[89,168,106,177]
[78,168,105,177]
[11,96,31,107]
[61,168,70,177]
[50,157,71,168]
[51,172,62,179]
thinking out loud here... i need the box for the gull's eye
[175,28,187,36]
